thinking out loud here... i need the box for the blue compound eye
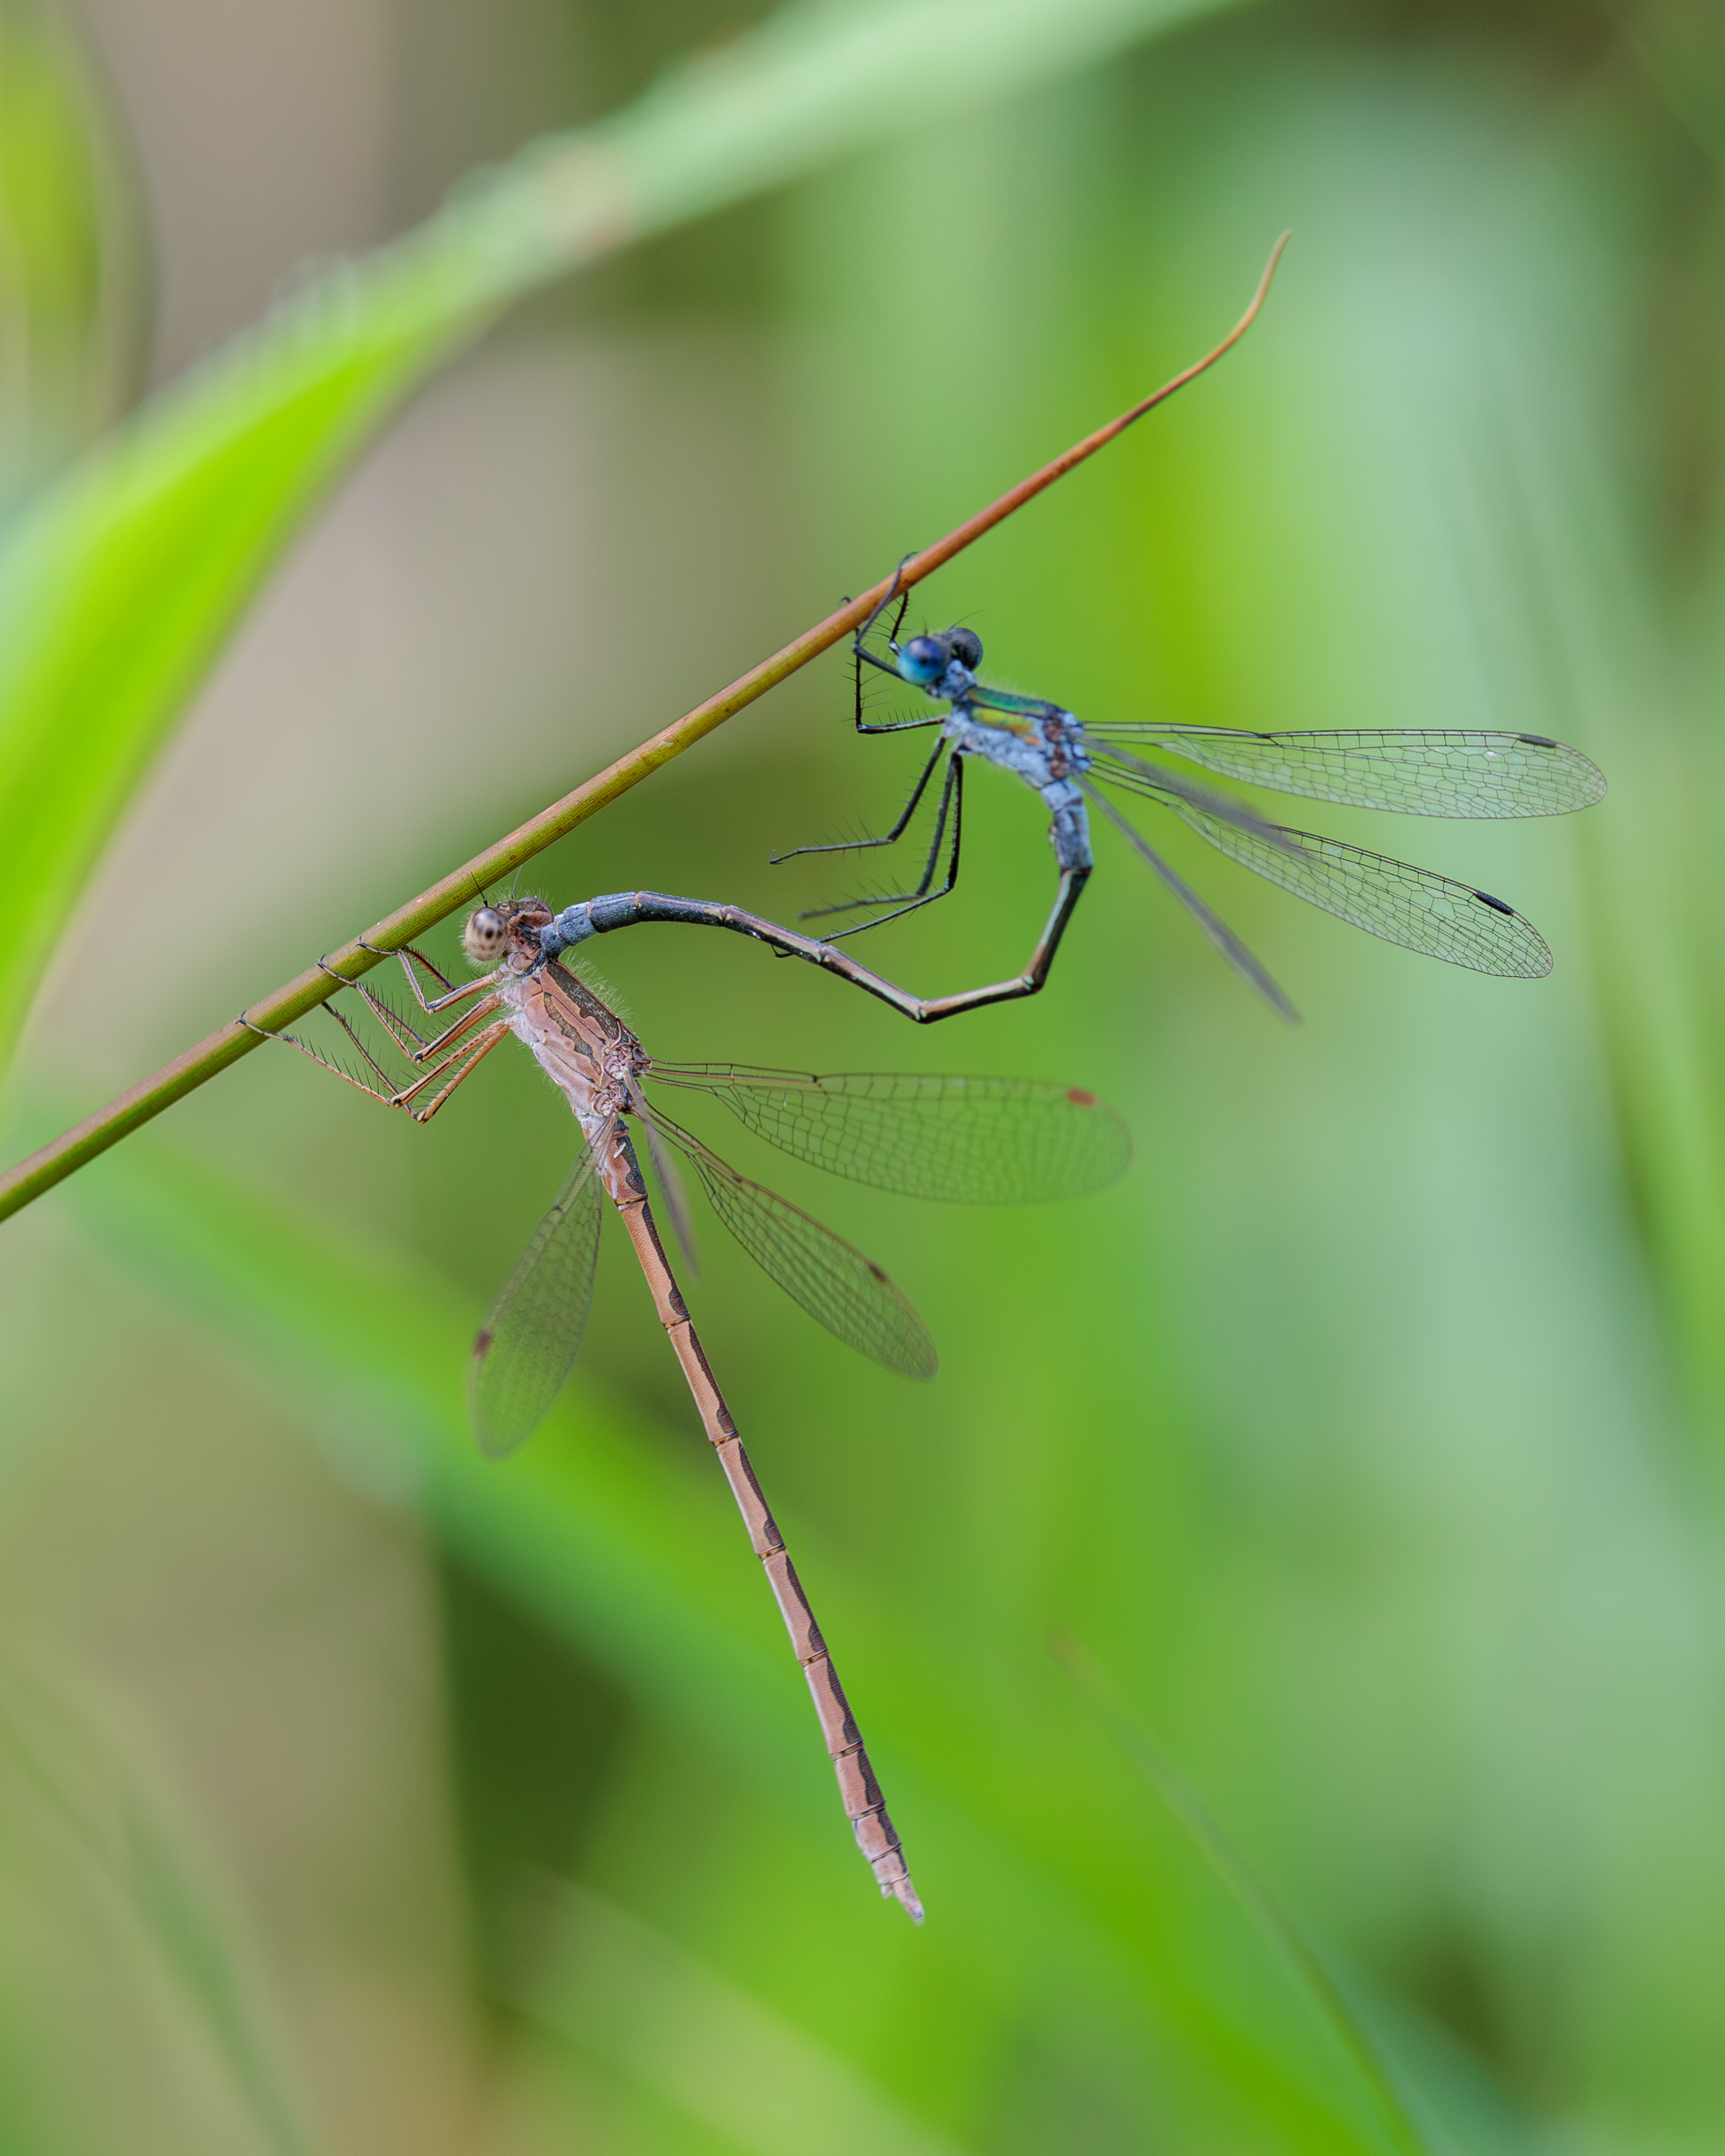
[949,628,982,669]
[898,636,947,686]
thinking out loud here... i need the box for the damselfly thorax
[479,906,646,1174]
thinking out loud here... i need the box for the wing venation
[470,1143,604,1458]
[644,1067,1131,1204]
[646,1109,937,1379]
[1086,726,1605,819]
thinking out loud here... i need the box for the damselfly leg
[770,735,951,867]
[796,755,966,941]
[772,579,976,935]
[241,943,512,1122]
[852,583,935,736]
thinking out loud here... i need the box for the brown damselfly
[250,894,1129,1918]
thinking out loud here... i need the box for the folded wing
[470,1143,604,1458]
[646,1108,937,1379]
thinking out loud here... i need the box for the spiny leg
[311,957,434,1063]
[309,955,505,1074]
[373,941,457,1002]
[322,936,501,1046]
[313,941,505,1067]
[249,1009,509,1120]
[243,992,510,1122]
[387,1018,513,1118]
[853,639,939,736]
[802,750,960,918]
[357,939,501,1019]
[852,579,919,736]
[852,562,913,679]
[811,755,966,941]
[770,737,951,869]
[770,566,939,873]
[360,977,509,1068]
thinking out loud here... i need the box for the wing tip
[469,1350,538,1461]
[469,1396,528,1460]
[891,1321,939,1382]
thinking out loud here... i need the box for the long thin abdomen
[604,1125,923,1920]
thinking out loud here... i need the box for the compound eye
[949,628,982,669]
[898,635,947,687]
[462,906,506,962]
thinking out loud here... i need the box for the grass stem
[0,234,1285,1226]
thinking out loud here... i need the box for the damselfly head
[897,637,945,686]
[898,626,982,690]
[464,897,555,967]
[462,907,508,964]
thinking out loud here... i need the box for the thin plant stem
[0,234,1287,1226]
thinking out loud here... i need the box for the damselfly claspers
[772,587,1608,1019]
[249,895,1129,1918]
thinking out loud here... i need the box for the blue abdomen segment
[1042,784,1092,871]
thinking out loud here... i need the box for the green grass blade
[0,0,1249,1085]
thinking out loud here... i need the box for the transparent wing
[646,1108,937,1380]
[643,1067,1132,1203]
[1135,784,1552,976]
[637,1100,700,1274]
[1080,780,1298,1021]
[1086,727,1605,818]
[469,1143,605,1459]
[1081,741,1300,846]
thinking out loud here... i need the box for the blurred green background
[3,0,1724,2149]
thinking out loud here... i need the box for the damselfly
[771,584,1608,1019]
[249,895,1130,1917]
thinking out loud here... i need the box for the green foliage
[1065,1639,1430,2156]
[51,1120,1429,2153]
[0,0,1247,1087]
[0,1661,313,2156]
[526,1883,971,2155]
[8,1,1725,2151]
[0,0,141,507]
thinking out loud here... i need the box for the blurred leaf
[527,1882,966,2156]
[57,1118,1439,2153]
[9,11,1725,2149]
[0,1657,316,2156]
[0,0,1251,1088]
[1061,1635,1433,2156]
[0,0,144,507]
